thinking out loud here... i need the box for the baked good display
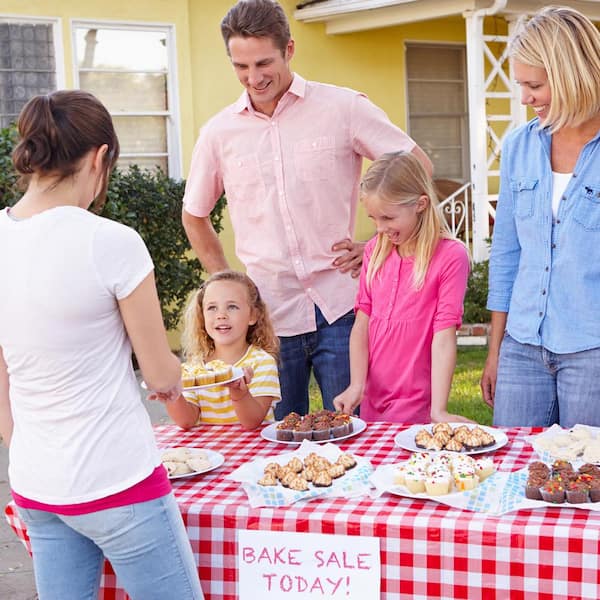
[523,460,600,504]
[533,425,600,462]
[275,410,356,442]
[392,452,496,497]
[181,360,234,387]
[161,447,211,477]
[413,423,496,453]
[256,452,358,492]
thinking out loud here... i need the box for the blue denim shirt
[487,118,600,353]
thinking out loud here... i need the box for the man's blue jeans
[275,306,354,419]
[493,333,600,428]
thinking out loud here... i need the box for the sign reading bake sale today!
[238,530,380,599]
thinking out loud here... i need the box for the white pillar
[464,12,490,262]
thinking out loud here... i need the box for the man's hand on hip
[331,238,365,278]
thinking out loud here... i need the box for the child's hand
[431,409,476,424]
[227,366,253,402]
[333,386,362,415]
[147,382,183,404]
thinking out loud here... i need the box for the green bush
[464,259,490,324]
[0,123,226,331]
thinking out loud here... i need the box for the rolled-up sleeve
[487,135,521,312]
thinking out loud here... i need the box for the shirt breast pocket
[293,136,336,183]
[223,153,265,220]
[573,184,600,231]
[510,178,538,219]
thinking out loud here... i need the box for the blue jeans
[17,492,204,600]
[275,306,354,418]
[493,334,600,428]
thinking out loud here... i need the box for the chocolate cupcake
[540,478,565,504]
[292,419,313,442]
[588,477,600,502]
[276,421,294,441]
[312,420,331,441]
[566,479,589,504]
[330,416,349,438]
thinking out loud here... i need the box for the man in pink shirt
[182,0,432,419]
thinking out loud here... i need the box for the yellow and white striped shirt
[183,345,280,425]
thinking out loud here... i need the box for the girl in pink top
[333,152,472,424]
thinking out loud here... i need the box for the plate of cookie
[394,422,508,455]
[528,424,600,465]
[160,447,225,479]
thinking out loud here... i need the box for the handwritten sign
[238,529,380,599]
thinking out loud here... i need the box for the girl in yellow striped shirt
[166,271,281,430]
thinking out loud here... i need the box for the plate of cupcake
[261,410,367,445]
[181,361,244,391]
[394,422,508,455]
[370,451,497,502]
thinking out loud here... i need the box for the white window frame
[0,14,65,125]
[404,41,469,182]
[71,19,182,179]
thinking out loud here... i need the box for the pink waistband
[12,465,172,515]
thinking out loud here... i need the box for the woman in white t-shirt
[0,91,204,599]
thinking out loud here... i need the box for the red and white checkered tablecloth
[6,423,600,600]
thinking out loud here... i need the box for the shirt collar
[232,73,306,114]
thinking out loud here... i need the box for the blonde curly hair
[181,270,279,362]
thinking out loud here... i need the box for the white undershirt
[552,171,572,219]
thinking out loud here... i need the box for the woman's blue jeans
[17,492,204,600]
[493,334,600,428]
[275,307,354,418]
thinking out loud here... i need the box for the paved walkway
[0,385,171,599]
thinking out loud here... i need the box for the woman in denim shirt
[481,6,600,428]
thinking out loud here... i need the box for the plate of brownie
[261,410,367,445]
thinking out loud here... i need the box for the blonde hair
[361,151,453,290]
[509,6,600,131]
[181,270,279,361]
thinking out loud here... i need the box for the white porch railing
[438,182,473,256]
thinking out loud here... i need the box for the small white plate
[161,447,225,480]
[394,423,508,455]
[142,366,244,392]
[260,416,367,445]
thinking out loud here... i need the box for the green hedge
[464,259,491,324]
[0,124,225,331]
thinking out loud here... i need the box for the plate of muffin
[261,410,367,445]
[394,422,508,455]
[160,447,225,480]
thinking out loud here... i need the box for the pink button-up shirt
[183,74,416,336]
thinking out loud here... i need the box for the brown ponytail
[12,90,119,202]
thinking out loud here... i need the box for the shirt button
[539,312,543,317]
[562,196,567,201]
[551,244,556,249]
[545,266,549,271]
[556,219,561,224]
[274,156,279,161]
[542,290,546,295]
[307,287,312,293]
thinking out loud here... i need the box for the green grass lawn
[309,345,492,425]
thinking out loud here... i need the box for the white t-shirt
[551,171,571,219]
[0,206,159,504]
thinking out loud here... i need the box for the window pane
[407,46,464,80]
[411,116,462,147]
[80,71,167,112]
[0,22,56,127]
[408,82,465,114]
[116,155,167,173]
[75,28,167,71]
[113,115,167,154]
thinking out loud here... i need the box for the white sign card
[238,529,380,599]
